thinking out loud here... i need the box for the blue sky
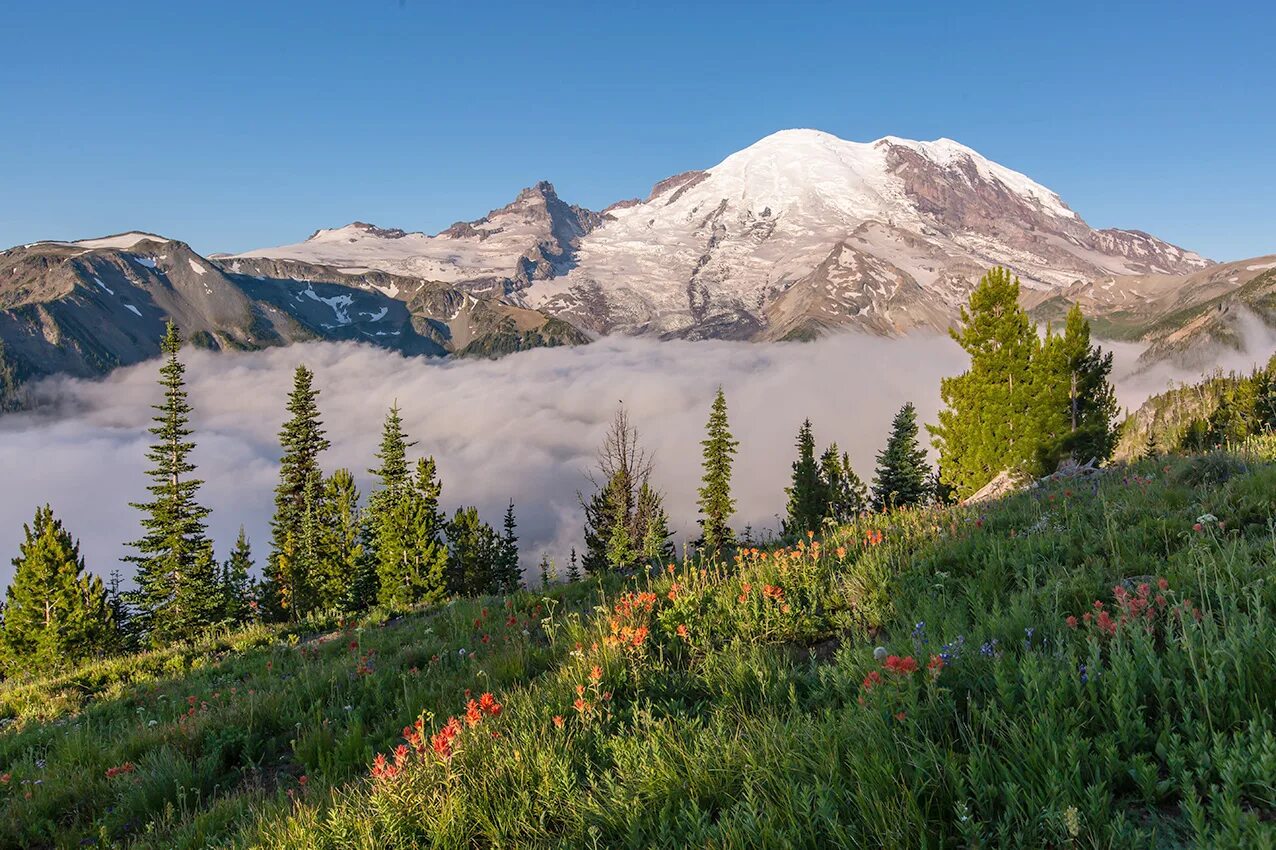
[1,1,1271,260]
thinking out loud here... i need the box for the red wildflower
[927,655,944,677]
[553,715,565,729]
[676,624,689,639]
[1066,615,1078,629]
[884,655,919,675]
[861,670,883,691]
[465,699,484,727]
[1157,577,1169,591]
[478,692,502,716]
[298,775,309,787]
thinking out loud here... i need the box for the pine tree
[872,403,932,511]
[124,322,217,645]
[784,419,825,536]
[538,555,552,588]
[266,365,330,620]
[369,403,413,492]
[637,481,673,565]
[929,268,1040,498]
[580,407,665,574]
[1035,304,1120,469]
[107,569,134,651]
[220,527,255,626]
[1,506,115,674]
[696,387,739,557]
[567,548,581,583]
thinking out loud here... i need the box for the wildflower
[1064,805,1081,838]
[927,655,944,677]
[676,624,689,639]
[1,774,10,784]
[885,655,918,675]
[478,692,502,716]
[553,715,565,729]
[861,670,883,691]
[298,775,309,787]
[1065,615,1078,629]
[894,711,907,721]
[1192,523,1203,533]
[465,699,484,727]
[590,665,603,682]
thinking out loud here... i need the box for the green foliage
[219,527,255,627]
[446,507,503,596]
[872,402,932,510]
[265,365,331,620]
[784,418,825,535]
[0,506,115,675]
[696,387,739,557]
[123,322,218,645]
[820,444,867,523]
[933,270,1120,497]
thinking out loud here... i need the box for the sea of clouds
[0,331,1267,588]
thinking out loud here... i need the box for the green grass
[3,447,1276,848]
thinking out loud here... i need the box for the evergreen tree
[566,548,581,583]
[315,469,364,611]
[637,481,673,565]
[446,507,501,596]
[821,445,867,523]
[123,322,217,645]
[369,403,412,492]
[929,268,1040,498]
[495,500,521,593]
[107,569,134,651]
[580,407,667,574]
[872,403,932,511]
[1,506,115,674]
[220,527,255,626]
[784,419,825,536]
[1038,305,1120,466]
[266,365,330,620]
[376,458,449,607]
[538,555,552,588]
[696,387,739,557]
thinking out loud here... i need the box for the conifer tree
[315,469,363,611]
[637,481,673,565]
[1,506,115,674]
[266,365,330,620]
[567,548,581,583]
[220,527,255,626]
[538,555,552,588]
[930,268,1040,498]
[496,500,521,593]
[580,407,665,574]
[107,569,134,651]
[696,387,739,557]
[821,445,868,523]
[784,419,825,536]
[872,403,932,511]
[124,322,217,645]
[1033,304,1119,469]
[376,458,449,606]
[446,506,501,596]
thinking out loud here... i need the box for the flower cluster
[370,691,504,781]
[1065,577,1197,637]
[104,761,136,779]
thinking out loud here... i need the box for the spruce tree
[220,527,255,626]
[1,506,115,674]
[266,365,330,620]
[929,268,1040,498]
[1059,305,1119,463]
[872,403,932,511]
[579,407,665,574]
[567,548,581,583]
[696,387,738,557]
[784,419,825,536]
[538,555,552,589]
[124,322,217,645]
[637,481,673,565]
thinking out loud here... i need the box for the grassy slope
[3,449,1276,848]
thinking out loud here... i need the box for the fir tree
[315,469,363,611]
[446,507,501,596]
[538,555,552,588]
[376,458,449,606]
[266,365,330,620]
[696,387,738,557]
[369,403,413,492]
[107,569,134,651]
[872,403,932,511]
[784,419,825,536]
[123,322,217,645]
[566,548,581,583]
[580,407,665,574]
[1,506,115,674]
[496,500,521,593]
[637,481,673,565]
[821,445,867,523]
[220,527,255,626]
[1035,304,1119,468]
[929,268,1040,498]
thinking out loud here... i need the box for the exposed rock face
[0,238,588,409]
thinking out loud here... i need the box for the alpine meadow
[2,2,1275,847]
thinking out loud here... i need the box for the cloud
[0,329,1263,589]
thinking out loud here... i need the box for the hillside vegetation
[2,444,1274,848]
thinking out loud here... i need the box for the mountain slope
[0,236,587,408]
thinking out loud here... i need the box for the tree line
[0,268,1119,675]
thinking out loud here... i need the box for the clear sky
[1,1,1271,261]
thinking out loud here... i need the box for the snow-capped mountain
[237,129,1209,340]
[234,182,602,295]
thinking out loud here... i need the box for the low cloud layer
[0,331,1268,588]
